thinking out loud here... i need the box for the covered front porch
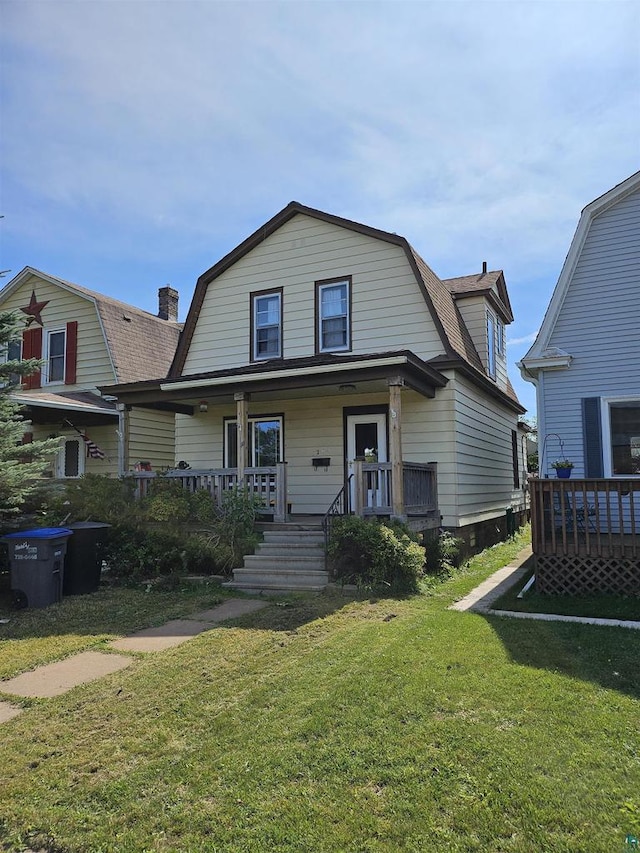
[110,351,446,527]
[130,458,439,526]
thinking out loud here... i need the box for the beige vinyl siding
[30,423,119,478]
[184,214,443,375]
[450,373,522,526]
[129,409,176,471]
[1,273,116,391]
[540,185,640,477]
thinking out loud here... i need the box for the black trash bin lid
[3,527,73,539]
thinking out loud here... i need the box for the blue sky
[1,0,638,416]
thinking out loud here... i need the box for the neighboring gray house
[519,171,640,595]
[519,171,640,478]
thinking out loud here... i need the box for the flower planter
[555,468,572,479]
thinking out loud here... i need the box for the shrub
[423,529,462,576]
[328,515,426,594]
[40,475,263,582]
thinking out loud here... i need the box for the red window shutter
[22,327,42,389]
[65,321,78,385]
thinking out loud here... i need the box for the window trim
[223,414,285,468]
[43,328,66,385]
[601,395,640,478]
[250,288,283,362]
[315,276,352,354]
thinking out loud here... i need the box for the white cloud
[1,0,638,420]
[507,331,539,348]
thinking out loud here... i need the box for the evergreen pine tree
[0,310,61,525]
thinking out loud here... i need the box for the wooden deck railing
[530,477,640,559]
[352,461,438,521]
[129,463,288,522]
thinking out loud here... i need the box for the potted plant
[364,447,378,463]
[551,459,574,479]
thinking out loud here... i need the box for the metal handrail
[322,476,352,571]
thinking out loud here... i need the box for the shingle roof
[408,248,485,372]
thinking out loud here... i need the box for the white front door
[346,413,388,509]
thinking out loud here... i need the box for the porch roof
[10,390,118,426]
[100,350,449,408]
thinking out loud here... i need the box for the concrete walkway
[451,545,640,630]
[0,597,269,721]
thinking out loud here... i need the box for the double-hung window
[608,400,640,476]
[251,290,282,361]
[0,337,21,387]
[224,416,283,468]
[45,329,66,384]
[486,312,496,378]
[496,317,505,356]
[317,278,351,353]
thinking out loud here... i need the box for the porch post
[234,391,250,486]
[353,459,365,516]
[388,378,405,520]
[117,403,130,476]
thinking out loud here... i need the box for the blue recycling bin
[2,528,73,608]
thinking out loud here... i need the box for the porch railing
[352,460,438,520]
[129,463,288,522]
[530,477,640,559]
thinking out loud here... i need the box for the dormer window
[496,317,505,356]
[251,289,282,361]
[316,277,351,353]
[487,312,497,378]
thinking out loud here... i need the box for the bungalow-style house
[0,267,181,479]
[519,171,640,594]
[106,201,527,567]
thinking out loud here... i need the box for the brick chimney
[158,285,179,322]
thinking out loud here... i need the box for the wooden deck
[530,478,640,595]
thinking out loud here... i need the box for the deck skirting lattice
[535,555,640,596]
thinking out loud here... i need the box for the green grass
[491,566,640,622]
[0,581,228,681]
[1,529,639,853]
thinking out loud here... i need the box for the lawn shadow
[485,610,640,701]
[0,573,362,644]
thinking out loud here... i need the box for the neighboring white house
[108,201,527,552]
[0,268,182,478]
[519,171,640,478]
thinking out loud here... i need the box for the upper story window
[44,329,66,384]
[486,312,496,378]
[496,317,505,356]
[316,277,351,353]
[0,337,22,387]
[251,289,282,361]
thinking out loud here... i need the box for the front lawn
[1,530,639,852]
[491,566,640,622]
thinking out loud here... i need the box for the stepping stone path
[0,598,269,721]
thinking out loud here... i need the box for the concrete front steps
[222,522,328,594]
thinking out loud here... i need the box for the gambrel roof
[169,201,521,410]
[1,267,181,383]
